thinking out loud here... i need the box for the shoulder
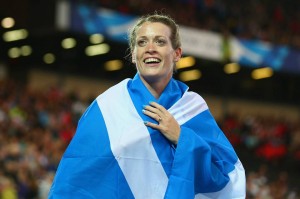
[181,90,207,107]
[96,78,131,101]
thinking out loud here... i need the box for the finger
[144,121,161,130]
[143,104,162,115]
[149,101,166,113]
[142,109,162,122]
[158,117,162,122]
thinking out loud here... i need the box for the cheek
[133,49,143,62]
[165,51,176,63]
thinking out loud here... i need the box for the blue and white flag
[49,74,246,199]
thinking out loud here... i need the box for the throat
[141,77,167,99]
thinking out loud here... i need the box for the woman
[49,14,246,198]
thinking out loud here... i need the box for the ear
[174,47,182,62]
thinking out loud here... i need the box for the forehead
[136,22,171,38]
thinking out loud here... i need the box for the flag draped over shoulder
[49,74,246,199]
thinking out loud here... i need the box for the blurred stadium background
[0,0,300,198]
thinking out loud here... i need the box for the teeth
[144,58,160,63]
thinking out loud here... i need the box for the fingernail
[144,121,148,125]
[142,109,146,113]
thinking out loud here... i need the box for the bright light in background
[8,47,21,58]
[251,67,273,79]
[3,29,28,42]
[104,60,123,71]
[7,46,32,58]
[179,69,201,81]
[224,63,240,74]
[1,17,15,28]
[20,45,32,56]
[89,34,104,44]
[85,43,110,56]
[61,38,76,49]
[176,56,196,69]
[43,53,56,64]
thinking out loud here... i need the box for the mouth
[143,58,161,64]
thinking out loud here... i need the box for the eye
[156,39,167,46]
[137,39,147,47]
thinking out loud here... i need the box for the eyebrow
[137,35,167,39]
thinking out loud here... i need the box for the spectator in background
[0,78,76,199]
[0,176,18,199]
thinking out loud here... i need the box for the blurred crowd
[0,78,88,199]
[220,113,300,199]
[97,0,300,49]
[0,77,299,198]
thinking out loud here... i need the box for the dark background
[1,0,300,107]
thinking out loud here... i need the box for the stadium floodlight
[179,69,202,82]
[3,29,28,42]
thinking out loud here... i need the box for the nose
[145,42,157,53]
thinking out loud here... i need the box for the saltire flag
[49,74,246,198]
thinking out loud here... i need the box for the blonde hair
[128,14,181,53]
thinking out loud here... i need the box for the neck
[140,75,171,99]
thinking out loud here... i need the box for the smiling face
[132,22,182,85]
